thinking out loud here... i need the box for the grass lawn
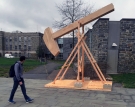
[110,73,135,88]
[0,57,46,77]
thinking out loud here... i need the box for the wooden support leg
[83,41,106,81]
[76,22,104,83]
[77,22,81,81]
[59,35,85,80]
[60,50,78,80]
[53,35,84,83]
[81,43,104,83]
[82,26,84,82]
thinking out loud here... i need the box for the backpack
[9,62,19,77]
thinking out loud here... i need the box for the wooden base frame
[45,22,113,91]
[45,80,112,91]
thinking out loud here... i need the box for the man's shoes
[26,98,34,103]
[8,100,16,104]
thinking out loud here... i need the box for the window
[28,46,31,50]
[10,45,12,50]
[5,37,8,42]
[28,37,31,41]
[28,42,31,46]
[24,45,27,50]
[15,46,17,50]
[24,37,27,45]
[9,37,12,42]
[58,44,63,48]
[70,44,72,48]
[19,45,21,50]
[19,52,21,57]
[5,45,8,50]
[58,38,63,44]
[14,37,17,41]
[58,53,63,59]
[19,37,21,41]
[28,37,31,46]
[15,52,17,57]
[60,48,63,53]
[24,37,27,41]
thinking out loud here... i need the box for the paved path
[23,61,62,80]
[0,78,135,107]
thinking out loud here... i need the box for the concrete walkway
[0,78,135,107]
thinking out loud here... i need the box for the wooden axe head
[43,27,60,56]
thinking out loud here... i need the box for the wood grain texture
[45,80,112,91]
[43,27,60,56]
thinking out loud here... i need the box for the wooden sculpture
[43,3,114,91]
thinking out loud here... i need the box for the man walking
[8,56,33,104]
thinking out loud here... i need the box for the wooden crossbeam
[75,22,106,83]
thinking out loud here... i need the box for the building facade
[0,31,4,57]
[54,37,77,60]
[0,31,43,58]
[63,37,77,60]
[56,38,64,59]
[87,18,135,74]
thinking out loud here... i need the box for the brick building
[0,31,4,57]
[0,31,44,58]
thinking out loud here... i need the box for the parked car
[5,54,14,58]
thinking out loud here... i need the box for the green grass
[110,73,135,88]
[0,57,46,77]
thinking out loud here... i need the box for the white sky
[0,0,135,33]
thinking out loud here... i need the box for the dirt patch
[47,67,77,80]
[47,64,112,81]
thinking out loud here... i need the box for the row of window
[5,41,31,46]
[5,45,31,50]
[57,53,63,59]
[5,37,31,42]
[58,44,73,48]
[6,52,31,57]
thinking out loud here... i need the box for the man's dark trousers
[9,77,29,101]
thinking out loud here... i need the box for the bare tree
[53,0,94,48]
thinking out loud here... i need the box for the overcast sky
[0,0,135,33]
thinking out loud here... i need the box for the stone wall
[92,19,109,72]
[92,19,109,62]
[85,18,135,74]
[84,19,109,78]
[85,29,92,63]
[118,19,135,73]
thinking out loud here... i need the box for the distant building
[56,38,63,59]
[63,37,77,60]
[54,37,78,60]
[0,31,44,58]
[0,31,4,57]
